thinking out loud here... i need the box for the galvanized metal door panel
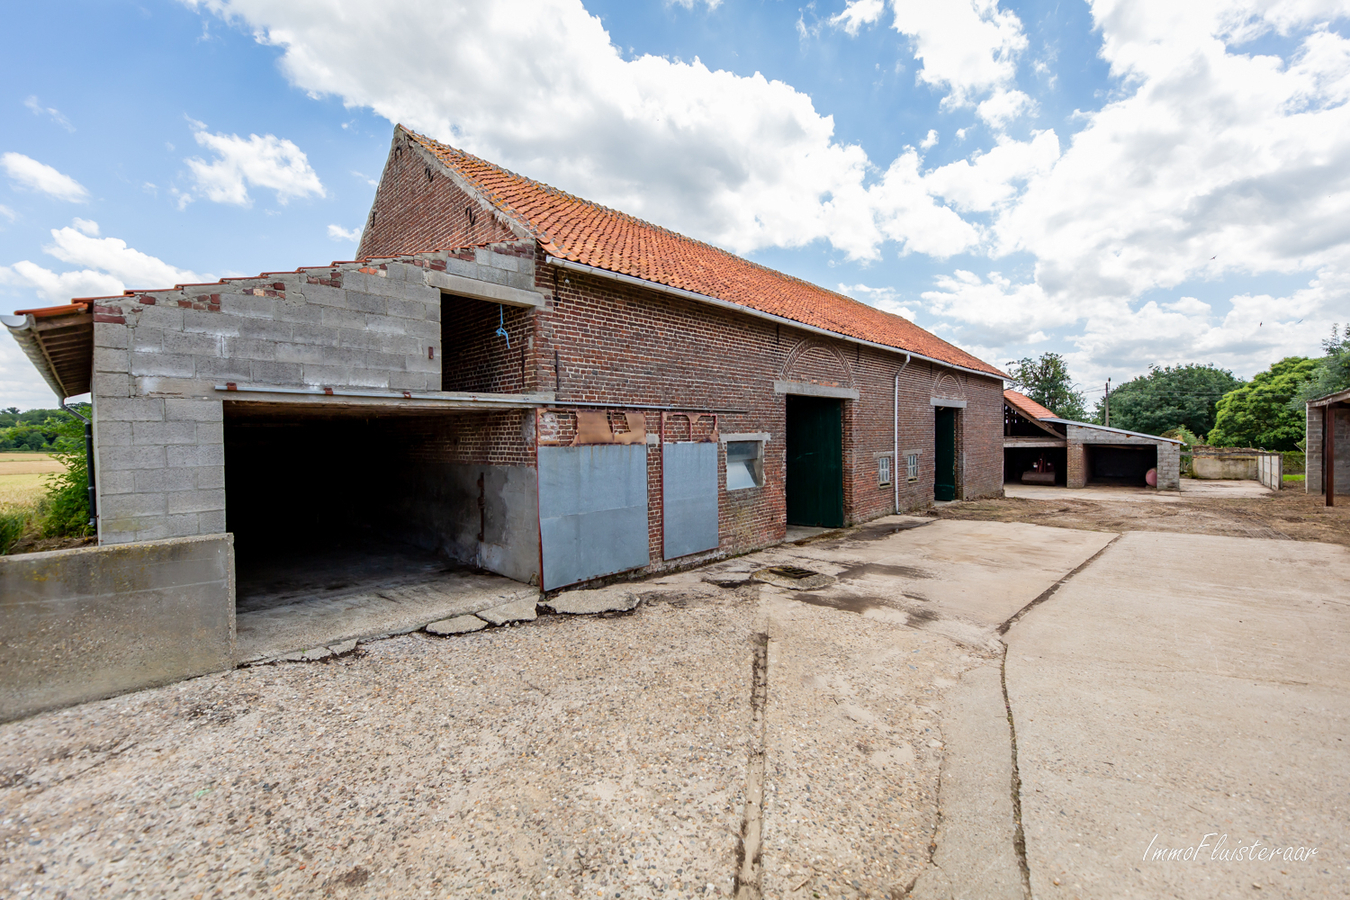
[538,445,649,590]
[662,442,719,560]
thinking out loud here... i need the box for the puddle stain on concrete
[791,591,941,629]
[836,562,933,582]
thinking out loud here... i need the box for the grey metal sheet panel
[538,445,649,591]
[663,441,719,560]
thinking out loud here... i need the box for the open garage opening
[1005,446,1068,486]
[223,403,539,659]
[1086,444,1158,487]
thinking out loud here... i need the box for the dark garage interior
[224,404,538,616]
[1086,444,1157,486]
[1004,446,1067,485]
[225,406,459,614]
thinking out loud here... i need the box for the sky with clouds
[3,0,1349,408]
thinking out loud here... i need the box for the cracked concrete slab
[755,589,979,899]
[235,573,537,662]
[698,517,1115,650]
[542,588,640,615]
[425,615,488,635]
[927,663,1027,900]
[477,596,539,625]
[1005,532,1350,899]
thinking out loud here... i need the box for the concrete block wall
[90,247,534,545]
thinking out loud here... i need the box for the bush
[40,415,92,539]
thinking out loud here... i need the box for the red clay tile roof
[1004,389,1057,420]
[405,128,1005,378]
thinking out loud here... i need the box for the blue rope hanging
[495,304,510,349]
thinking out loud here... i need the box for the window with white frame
[878,454,892,486]
[726,440,764,490]
[906,453,920,482]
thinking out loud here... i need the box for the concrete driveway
[1005,532,1350,899]
[1,517,1346,899]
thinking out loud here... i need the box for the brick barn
[6,125,1007,663]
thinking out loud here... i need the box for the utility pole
[1104,379,1111,427]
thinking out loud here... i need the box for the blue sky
[4,0,1349,409]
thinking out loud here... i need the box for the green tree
[1092,364,1243,437]
[1287,324,1350,411]
[1208,357,1319,450]
[1007,353,1088,420]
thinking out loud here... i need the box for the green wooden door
[786,395,845,527]
[935,406,957,501]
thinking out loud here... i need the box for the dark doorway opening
[223,403,540,661]
[935,406,958,501]
[785,395,844,527]
[225,407,461,615]
[1086,444,1158,485]
[1004,446,1068,485]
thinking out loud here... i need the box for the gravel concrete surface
[0,588,756,899]
[10,508,1338,900]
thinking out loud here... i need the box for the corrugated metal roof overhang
[2,301,93,401]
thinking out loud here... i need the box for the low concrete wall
[0,534,235,723]
[1193,455,1259,480]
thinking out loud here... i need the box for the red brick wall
[392,411,534,468]
[357,134,520,259]
[441,297,534,394]
[529,257,1006,573]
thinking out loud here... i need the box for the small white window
[878,454,892,486]
[726,441,764,490]
[906,453,920,482]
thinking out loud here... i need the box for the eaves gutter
[544,256,1007,382]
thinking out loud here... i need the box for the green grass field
[1284,473,1306,483]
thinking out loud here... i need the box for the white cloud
[867,151,983,256]
[24,96,75,132]
[1,153,89,202]
[182,121,325,207]
[327,224,362,242]
[178,0,969,260]
[0,204,15,223]
[0,220,206,307]
[668,0,722,9]
[975,88,1033,128]
[891,0,1028,108]
[924,130,1060,213]
[831,0,886,36]
[837,0,1029,119]
[838,282,917,320]
[920,129,939,149]
[996,1,1350,300]
[0,262,125,305]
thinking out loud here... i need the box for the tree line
[1007,325,1350,451]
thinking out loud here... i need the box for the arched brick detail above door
[932,372,967,402]
[780,339,855,390]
